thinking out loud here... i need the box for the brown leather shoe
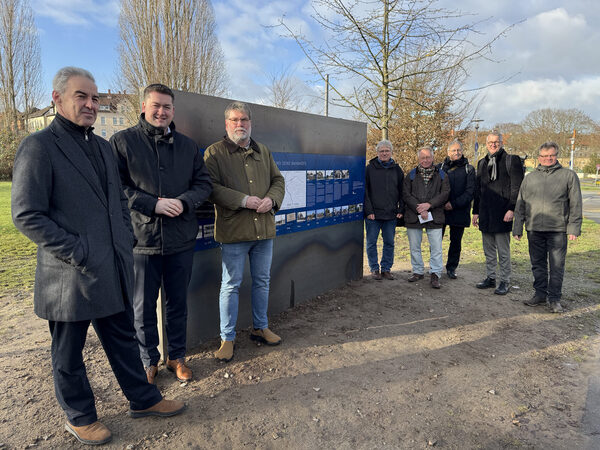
[128,398,186,418]
[430,273,441,289]
[65,421,112,445]
[166,358,192,382]
[250,328,282,345]
[371,270,382,280]
[145,365,158,384]
[381,271,395,280]
[407,273,424,282]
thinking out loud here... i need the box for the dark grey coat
[11,120,135,321]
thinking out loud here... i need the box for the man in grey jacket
[12,67,184,446]
[513,142,582,313]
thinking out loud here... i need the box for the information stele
[194,152,366,250]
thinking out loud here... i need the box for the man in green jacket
[204,101,285,362]
[513,142,582,313]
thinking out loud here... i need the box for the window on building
[101,129,107,137]
[113,117,117,125]
[101,117,105,125]
[119,117,124,125]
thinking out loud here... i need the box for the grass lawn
[0,181,36,297]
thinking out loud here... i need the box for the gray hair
[417,146,434,158]
[225,101,252,120]
[52,66,95,94]
[487,131,503,143]
[538,141,559,155]
[447,139,463,151]
[376,139,393,152]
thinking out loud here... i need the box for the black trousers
[49,310,163,426]
[443,225,465,271]
[527,231,567,302]
[133,249,194,367]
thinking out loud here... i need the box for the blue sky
[32,0,600,128]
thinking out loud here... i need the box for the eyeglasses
[377,149,391,153]
[448,148,462,153]
[539,154,557,158]
[487,141,501,146]
[227,118,250,124]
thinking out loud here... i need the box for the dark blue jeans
[527,231,567,301]
[365,218,396,273]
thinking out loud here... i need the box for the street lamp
[472,119,484,162]
[570,137,575,170]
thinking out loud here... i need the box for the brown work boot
[381,271,395,280]
[407,273,424,282]
[128,398,186,418]
[145,365,158,384]
[250,328,282,346]
[65,421,112,445]
[214,340,234,362]
[166,358,192,382]
[371,270,382,280]
[430,273,441,289]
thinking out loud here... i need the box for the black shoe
[524,295,547,307]
[494,281,509,295]
[549,301,564,313]
[476,277,496,289]
[447,269,457,279]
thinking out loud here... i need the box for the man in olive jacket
[472,131,524,295]
[513,142,582,313]
[403,146,450,289]
[12,68,183,446]
[364,139,404,280]
[111,84,212,384]
[204,101,285,362]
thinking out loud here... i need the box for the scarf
[417,165,436,186]
[378,158,395,168]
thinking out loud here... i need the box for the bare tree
[280,0,515,140]
[264,67,317,112]
[521,108,596,153]
[118,0,228,113]
[0,0,41,131]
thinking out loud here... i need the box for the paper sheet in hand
[418,212,433,224]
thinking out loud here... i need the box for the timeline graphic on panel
[195,152,366,250]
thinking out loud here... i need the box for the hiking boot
[408,273,424,282]
[214,340,234,362]
[371,270,382,280]
[476,277,496,289]
[166,357,192,382]
[128,398,186,418]
[430,273,441,289]
[550,301,564,313]
[381,271,395,280]
[446,269,457,279]
[250,328,282,346]
[524,295,547,307]
[65,421,112,445]
[145,365,158,384]
[494,281,509,295]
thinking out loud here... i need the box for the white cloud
[32,0,120,27]
[478,77,600,126]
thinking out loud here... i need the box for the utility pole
[324,74,329,117]
[472,119,484,162]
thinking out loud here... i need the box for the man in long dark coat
[11,67,184,446]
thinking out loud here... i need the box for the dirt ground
[1,256,600,450]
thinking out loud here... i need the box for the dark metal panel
[170,91,366,347]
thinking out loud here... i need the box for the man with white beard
[204,101,285,362]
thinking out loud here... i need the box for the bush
[583,153,600,175]
[0,129,26,180]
